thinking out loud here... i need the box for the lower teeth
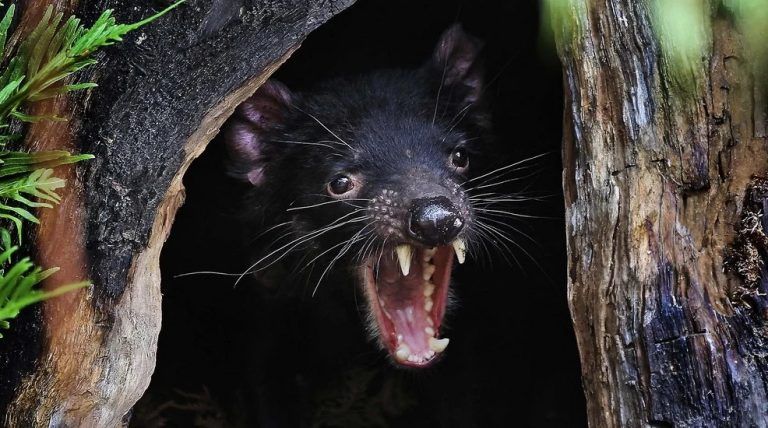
[429,337,450,353]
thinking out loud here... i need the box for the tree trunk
[0,0,353,425]
[557,1,768,426]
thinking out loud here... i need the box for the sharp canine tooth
[429,337,450,353]
[395,344,410,362]
[395,245,413,276]
[452,239,466,264]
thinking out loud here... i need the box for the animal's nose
[407,196,464,246]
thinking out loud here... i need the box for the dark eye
[328,175,353,195]
[451,148,469,169]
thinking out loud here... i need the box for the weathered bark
[557,1,768,426]
[0,0,353,425]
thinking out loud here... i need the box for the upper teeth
[423,247,437,260]
[395,244,412,276]
[452,239,466,264]
[382,238,467,363]
[422,263,436,280]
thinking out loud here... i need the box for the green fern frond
[0,1,183,337]
[0,246,89,337]
[0,0,183,123]
[0,4,14,59]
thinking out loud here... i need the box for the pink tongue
[377,253,432,357]
[390,306,431,355]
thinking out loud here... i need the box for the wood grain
[1,0,353,425]
[556,1,768,426]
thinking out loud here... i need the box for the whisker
[317,139,352,148]
[474,208,557,221]
[441,102,474,142]
[295,107,354,151]
[374,237,389,280]
[300,222,375,274]
[471,196,549,204]
[272,139,343,152]
[474,222,523,270]
[463,152,550,185]
[311,223,374,297]
[476,214,541,246]
[286,198,369,212]
[239,217,370,285]
[469,190,549,202]
[248,220,293,243]
[235,211,369,284]
[355,232,378,263]
[475,220,544,273]
[470,223,513,269]
[174,270,243,278]
[466,170,544,192]
[432,54,449,125]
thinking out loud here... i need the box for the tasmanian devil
[224,24,504,369]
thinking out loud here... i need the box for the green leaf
[0,246,18,266]
[0,78,23,106]
[0,257,90,331]
[9,111,66,123]
[28,9,64,77]
[0,228,11,252]
[0,4,15,59]
[64,82,98,91]
[0,0,182,340]
[0,213,23,243]
[0,204,39,224]
[0,257,33,304]
[0,153,92,178]
[0,58,24,90]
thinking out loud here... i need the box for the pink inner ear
[224,80,294,185]
[224,121,267,185]
[228,122,263,162]
[240,80,293,126]
[433,24,483,89]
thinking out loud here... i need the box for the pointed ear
[431,24,484,105]
[224,80,293,186]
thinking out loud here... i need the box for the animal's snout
[407,196,464,246]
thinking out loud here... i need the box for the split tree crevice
[556,1,768,426]
[0,0,353,425]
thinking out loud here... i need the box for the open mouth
[360,239,466,367]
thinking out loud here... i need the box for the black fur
[222,24,491,423]
[225,24,487,292]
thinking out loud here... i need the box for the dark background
[135,0,585,426]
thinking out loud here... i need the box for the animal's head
[226,25,498,367]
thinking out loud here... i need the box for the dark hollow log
[0,0,353,425]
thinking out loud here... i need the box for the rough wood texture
[1,0,353,425]
[556,1,768,426]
